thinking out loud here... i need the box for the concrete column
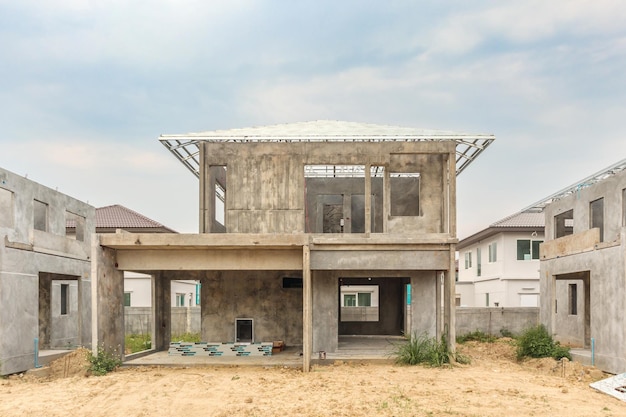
[364,163,371,235]
[199,143,207,233]
[383,168,390,233]
[446,245,456,353]
[152,272,171,351]
[302,245,312,372]
[447,151,457,236]
[91,236,124,359]
[410,272,437,338]
[435,270,442,340]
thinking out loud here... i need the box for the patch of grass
[88,345,122,376]
[171,332,202,343]
[516,324,571,361]
[392,333,451,367]
[125,334,152,354]
[456,330,497,344]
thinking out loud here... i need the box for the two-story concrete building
[91,120,494,370]
[0,167,94,375]
[540,158,626,374]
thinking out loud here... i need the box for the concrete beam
[116,249,303,271]
[310,250,450,270]
[99,232,308,249]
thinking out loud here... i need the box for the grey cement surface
[123,336,399,369]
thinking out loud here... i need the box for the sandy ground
[1,339,625,417]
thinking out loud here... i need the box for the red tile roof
[95,204,177,233]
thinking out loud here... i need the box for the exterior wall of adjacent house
[123,273,199,307]
[540,168,626,374]
[0,167,94,375]
[458,231,542,307]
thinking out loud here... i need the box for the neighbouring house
[68,204,199,308]
[457,211,545,307]
[0,167,94,375]
[540,158,626,374]
[91,120,494,370]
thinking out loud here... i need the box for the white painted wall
[123,272,199,307]
[458,231,543,307]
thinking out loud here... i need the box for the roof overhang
[159,121,495,178]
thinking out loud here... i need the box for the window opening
[464,252,472,269]
[210,165,226,229]
[569,284,578,315]
[235,318,254,343]
[489,242,497,262]
[485,293,490,307]
[61,284,69,315]
[555,209,574,238]
[517,239,543,260]
[34,200,48,232]
[476,247,482,277]
[65,211,86,241]
[124,292,131,307]
[0,187,13,228]
[590,198,604,242]
[390,172,420,216]
[175,293,185,307]
[340,284,379,322]
[623,188,626,227]
[305,165,373,233]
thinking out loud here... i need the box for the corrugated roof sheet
[95,204,176,232]
[159,120,495,178]
[491,211,545,228]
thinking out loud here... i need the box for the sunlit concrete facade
[540,159,626,374]
[0,167,94,375]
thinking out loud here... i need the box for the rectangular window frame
[476,247,482,277]
[517,239,543,261]
[0,187,14,228]
[389,172,420,217]
[569,283,578,315]
[124,292,131,307]
[590,197,604,242]
[61,284,69,315]
[176,293,186,307]
[33,199,48,232]
[555,209,574,238]
[488,242,497,263]
[464,252,472,269]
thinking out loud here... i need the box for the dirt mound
[47,348,91,379]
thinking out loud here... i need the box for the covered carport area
[92,232,456,371]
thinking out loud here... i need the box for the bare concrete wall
[124,307,200,336]
[201,141,455,235]
[540,168,626,374]
[410,272,437,338]
[312,271,338,353]
[200,271,303,345]
[541,243,626,374]
[455,307,539,337]
[1,167,93,375]
[91,240,124,358]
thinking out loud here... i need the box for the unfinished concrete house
[0,167,94,375]
[539,158,626,374]
[93,121,494,370]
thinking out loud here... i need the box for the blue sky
[1,0,625,237]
